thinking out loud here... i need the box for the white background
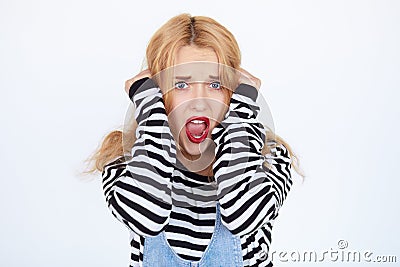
[1,0,399,266]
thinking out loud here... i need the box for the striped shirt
[102,78,293,266]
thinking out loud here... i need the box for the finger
[237,68,261,90]
[125,78,135,93]
[124,69,152,94]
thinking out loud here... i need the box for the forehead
[172,62,220,82]
[172,46,219,81]
[175,45,218,65]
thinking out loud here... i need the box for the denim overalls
[143,202,244,267]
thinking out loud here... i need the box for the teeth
[192,130,206,138]
[191,119,205,124]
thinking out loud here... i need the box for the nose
[190,82,208,112]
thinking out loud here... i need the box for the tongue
[186,122,206,136]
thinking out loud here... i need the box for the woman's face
[166,45,229,166]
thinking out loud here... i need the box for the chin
[178,134,214,160]
[181,139,206,157]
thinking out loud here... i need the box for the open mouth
[185,116,210,143]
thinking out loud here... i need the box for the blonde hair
[83,13,305,179]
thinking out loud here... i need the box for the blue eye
[175,81,188,90]
[210,81,221,89]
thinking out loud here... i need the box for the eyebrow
[209,75,220,80]
[174,76,191,80]
[174,75,220,80]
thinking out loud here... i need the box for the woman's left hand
[237,67,261,90]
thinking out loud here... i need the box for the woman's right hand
[124,69,152,94]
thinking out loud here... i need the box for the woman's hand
[237,67,261,90]
[124,69,152,94]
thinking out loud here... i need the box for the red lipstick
[185,116,210,143]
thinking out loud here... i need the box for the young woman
[87,13,304,267]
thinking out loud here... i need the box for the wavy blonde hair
[83,13,305,179]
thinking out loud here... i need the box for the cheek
[203,100,227,135]
[165,91,184,116]
[210,93,229,121]
[167,92,188,112]
[166,94,188,138]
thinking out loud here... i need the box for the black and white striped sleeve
[211,83,293,237]
[102,78,176,237]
